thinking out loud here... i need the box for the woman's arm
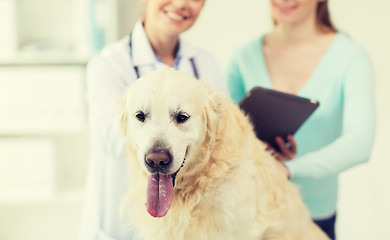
[285,52,376,179]
[86,56,128,159]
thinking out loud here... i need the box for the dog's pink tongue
[146,174,174,218]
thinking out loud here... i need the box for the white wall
[182,0,390,239]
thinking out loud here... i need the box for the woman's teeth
[278,5,295,10]
[166,11,186,20]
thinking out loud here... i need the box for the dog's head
[118,68,222,218]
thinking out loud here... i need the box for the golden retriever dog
[118,68,329,240]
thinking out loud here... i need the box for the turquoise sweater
[226,33,376,218]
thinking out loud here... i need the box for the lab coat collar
[131,19,197,67]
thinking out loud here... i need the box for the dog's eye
[176,113,190,124]
[135,112,146,122]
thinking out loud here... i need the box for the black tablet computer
[239,87,319,150]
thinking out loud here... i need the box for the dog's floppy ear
[200,81,250,159]
[199,82,225,147]
[117,89,129,136]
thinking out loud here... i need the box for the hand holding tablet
[239,87,320,151]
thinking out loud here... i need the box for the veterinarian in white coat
[79,0,226,239]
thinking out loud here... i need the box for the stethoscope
[129,33,199,79]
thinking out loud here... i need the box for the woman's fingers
[275,135,297,160]
[286,134,297,154]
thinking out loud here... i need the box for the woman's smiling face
[144,0,205,37]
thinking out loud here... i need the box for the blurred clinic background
[0,0,389,239]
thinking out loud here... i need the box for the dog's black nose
[145,150,172,172]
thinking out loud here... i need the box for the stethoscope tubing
[129,33,199,79]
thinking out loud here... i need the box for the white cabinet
[0,1,93,239]
[0,0,91,60]
[0,63,89,200]
[0,138,55,201]
[0,0,138,239]
[0,63,89,240]
[0,66,87,134]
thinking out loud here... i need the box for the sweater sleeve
[226,54,247,104]
[285,52,376,179]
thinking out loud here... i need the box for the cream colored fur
[118,68,329,240]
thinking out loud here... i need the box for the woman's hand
[265,134,297,161]
[265,135,296,179]
[274,134,297,161]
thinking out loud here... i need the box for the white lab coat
[79,20,226,240]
